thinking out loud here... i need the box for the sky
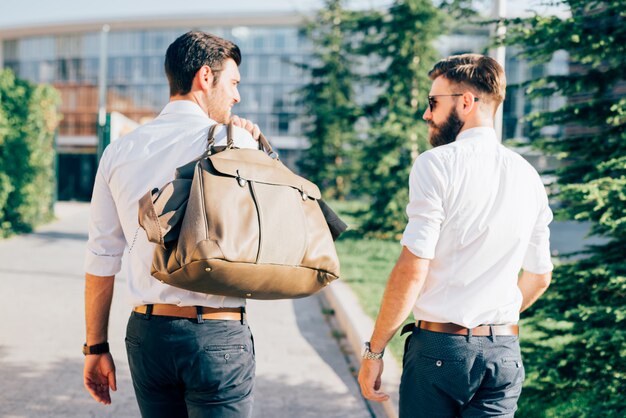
[0,0,568,30]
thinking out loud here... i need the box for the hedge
[0,69,61,237]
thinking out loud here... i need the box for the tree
[297,0,361,200]
[0,69,60,237]
[353,0,445,237]
[503,1,626,415]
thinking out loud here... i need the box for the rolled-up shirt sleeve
[400,151,447,259]
[84,149,126,276]
[522,181,554,274]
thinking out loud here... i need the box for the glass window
[256,114,269,134]
[38,61,55,83]
[273,31,286,50]
[289,118,301,135]
[148,56,163,81]
[278,112,289,135]
[57,59,68,81]
[246,56,259,79]
[5,61,19,75]
[258,57,269,78]
[130,57,143,83]
[3,40,18,61]
[82,33,100,58]
[240,86,259,112]
[239,57,250,80]
[82,58,98,83]
[261,86,273,109]
[108,57,127,82]
[267,56,281,81]
[268,114,278,135]
[252,33,265,51]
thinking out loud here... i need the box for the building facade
[1,15,311,199]
[0,8,567,200]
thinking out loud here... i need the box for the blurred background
[0,0,564,199]
[0,1,624,416]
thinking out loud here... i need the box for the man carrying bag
[84,31,264,417]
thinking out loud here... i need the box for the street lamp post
[490,0,506,142]
[97,24,110,161]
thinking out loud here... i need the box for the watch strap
[83,342,110,356]
[363,342,384,360]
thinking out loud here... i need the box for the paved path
[0,202,371,418]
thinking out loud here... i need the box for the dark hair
[164,31,241,96]
[428,54,506,105]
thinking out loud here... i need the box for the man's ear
[194,65,213,91]
[460,92,478,115]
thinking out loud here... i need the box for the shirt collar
[159,100,214,121]
[456,127,498,142]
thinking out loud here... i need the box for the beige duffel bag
[138,123,342,299]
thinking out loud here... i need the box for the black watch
[82,342,110,356]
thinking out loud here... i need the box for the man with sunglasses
[358,54,553,417]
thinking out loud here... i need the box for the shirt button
[436,360,443,367]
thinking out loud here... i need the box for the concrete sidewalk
[0,202,372,418]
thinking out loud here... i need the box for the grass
[331,200,413,363]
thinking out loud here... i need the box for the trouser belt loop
[490,325,497,342]
[144,304,153,320]
[196,306,204,324]
[240,306,245,325]
[416,320,421,335]
[466,326,473,342]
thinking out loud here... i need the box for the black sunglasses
[427,94,479,112]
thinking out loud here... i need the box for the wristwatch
[362,342,384,360]
[82,342,110,356]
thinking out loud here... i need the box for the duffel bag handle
[257,133,279,160]
[206,124,221,149]
[206,122,279,160]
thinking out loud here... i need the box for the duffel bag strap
[206,124,221,150]
[209,121,279,160]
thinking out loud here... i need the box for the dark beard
[428,108,464,148]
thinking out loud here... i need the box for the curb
[320,281,401,418]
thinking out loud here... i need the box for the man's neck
[170,92,209,115]
[458,117,494,134]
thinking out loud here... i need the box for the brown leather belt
[414,320,518,336]
[134,304,245,321]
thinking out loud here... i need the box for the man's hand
[358,358,389,402]
[231,115,261,140]
[84,353,117,405]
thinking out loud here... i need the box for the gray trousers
[126,312,255,418]
[400,327,524,417]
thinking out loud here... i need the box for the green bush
[0,69,60,237]
[503,1,626,415]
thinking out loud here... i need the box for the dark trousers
[400,328,524,418]
[126,312,255,418]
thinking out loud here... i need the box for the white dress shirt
[401,127,553,328]
[85,100,258,308]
